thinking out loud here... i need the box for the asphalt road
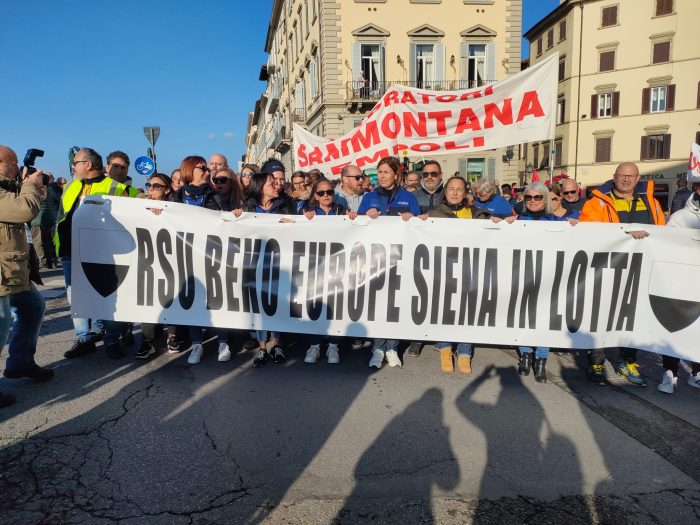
[0,268,699,524]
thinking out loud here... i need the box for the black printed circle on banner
[648,261,700,333]
[79,228,135,298]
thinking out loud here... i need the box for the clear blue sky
[1,0,557,187]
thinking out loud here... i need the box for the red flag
[531,169,540,182]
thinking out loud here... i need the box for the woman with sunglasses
[493,182,568,382]
[300,178,347,364]
[239,163,259,193]
[428,176,494,375]
[356,156,421,369]
[170,156,230,365]
[243,172,295,367]
[211,168,244,212]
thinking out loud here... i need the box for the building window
[554,139,563,167]
[558,57,565,81]
[595,137,612,163]
[642,85,675,113]
[547,29,554,49]
[536,37,542,55]
[467,44,486,86]
[591,91,619,119]
[466,158,484,183]
[651,86,667,112]
[652,41,671,64]
[361,44,383,90]
[415,44,435,88]
[656,0,673,16]
[559,20,567,41]
[601,5,618,27]
[599,50,615,72]
[533,144,539,169]
[311,0,317,20]
[557,98,566,124]
[641,134,671,160]
[309,56,318,99]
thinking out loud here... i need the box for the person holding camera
[0,145,54,408]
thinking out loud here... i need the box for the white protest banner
[688,143,700,183]
[293,53,558,177]
[71,196,700,361]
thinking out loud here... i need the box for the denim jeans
[373,339,398,352]
[62,256,120,346]
[4,284,45,372]
[436,342,473,357]
[255,330,280,343]
[309,335,340,346]
[0,296,12,353]
[189,326,228,345]
[519,346,549,359]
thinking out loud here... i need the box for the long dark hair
[246,172,274,204]
[307,177,333,208]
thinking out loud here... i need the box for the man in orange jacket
[580,162,665,386]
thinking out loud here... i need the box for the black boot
[518,353,532,376]
[534,358,547,383]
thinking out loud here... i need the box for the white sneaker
[327,343,340,364]
[657,369,676,394]
[688,372,700,389]
[217,342,232,362]
[304,344,321,364]
[188,343,204,365]
[385,350,402,368]
[369,349,385,368]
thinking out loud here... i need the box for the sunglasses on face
[524,194,544,202]
[146,182,167,190]
[421,171,440,178]
[195,165,210,173]
[343,175,366,182]
[212,177,231,185]
[316,189,335,197]
[562,190,578,196]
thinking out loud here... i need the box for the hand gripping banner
[71,196,700,361]
[293,53,559,176]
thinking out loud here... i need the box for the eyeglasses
[421,171,440,178]
[72,160,89,167]
[343,175,366,181]
[212,177,231,185]
[195,165,210,172]
[562,190,578,196]
[524,194,545,202]
[240,172,253,178]
[146,182,167,190]
[316,189,335,197]
[293,181,306,186]
[614,173,636,180]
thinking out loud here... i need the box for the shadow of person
[456,365,586,524]
[334,388,459,524]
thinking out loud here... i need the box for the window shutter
[663,134,672,159]
[697,81,700,109]
[599,51,614,72]
[409,43,416,83]
[485,43,497,81]
[656,0,673,16]
[435,43,445,83]
[560,20,567,40]
[595,139,603,163]
[641,87,651,114]
[591,94,598,119]
[459,43,469,81]
[537,37,542,55]
[487,158,497,180]
[640,136,649,160]
[352,44,361,82]
[653,41,670,64]
[612,5,618,24]
[547,29,554,48]
[612,91,620,116]
[558,59,565,81]
[666,84,675,111]
[379,45,386,84]
[695,131,700,146]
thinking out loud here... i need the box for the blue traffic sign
[134,156,155,176]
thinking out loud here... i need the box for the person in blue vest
[356,156,421,369]
[492,182,571,382]
[472,178,514,218]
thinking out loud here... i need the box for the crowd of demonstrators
[3,142,699,410]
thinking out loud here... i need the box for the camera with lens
[23,149,50,186]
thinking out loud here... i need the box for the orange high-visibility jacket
[580,179,665,225]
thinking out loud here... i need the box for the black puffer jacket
[243,194,296,214]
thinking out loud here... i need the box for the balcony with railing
[346,79,495,102]
[291,107,306,123]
